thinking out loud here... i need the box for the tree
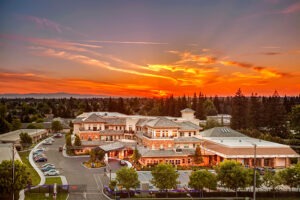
[231,88,248,130]
[203,99,217,116]
[204,119,220,129]
[151,163,179,197]
[65,134,72,154]
[26,123,44,129]
[74,135,81,146]
[188,170,217,197]
[89,148,105,162]
[263,170,282,192]
[109,180,117,191]
[248,94,262,129]
[19,132,32,148]
[0,117,11,134]
[11,118,21,131]
[290,105,300,135]
[116,167,140,197]
[194,145,203,164]
[216,160,251,196]
[131,148,141,165]
[278,163,300,190]
[0,160,30,197]
[51,120,63,132]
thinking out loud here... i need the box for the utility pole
[12,143,15,200]
[253,144,257,200]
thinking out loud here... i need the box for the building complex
[73,108,299,168]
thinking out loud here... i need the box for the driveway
[38,136,110,200]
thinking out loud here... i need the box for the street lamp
[253,144,257,200]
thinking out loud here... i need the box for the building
[0,143,22,163]
[197,127,299,168]
[206,114,231,126]
[72,109,299,168]
[0,129,48,149]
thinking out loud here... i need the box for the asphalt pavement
[40,136,111,200]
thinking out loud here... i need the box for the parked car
[41,165,56,172]
[34,155,46,161]
[35,157,48,162]
[33,151,44,156]
[47,137,55,142]
[53,133,63,138]
[44,169,60,176]
[33,148,44,153]
[33,153,46,159]
[43,140,52,145]
[120,160,126,166]
[41,163,55,168]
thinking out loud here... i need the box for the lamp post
[253,144,257,200]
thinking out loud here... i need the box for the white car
[41,163,55,168]
[43,140,52,145]
[33,148,45,153]
[44,169,60,176]
[47,137,55,142]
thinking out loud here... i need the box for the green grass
[24,192,67,200]
[19,151,40,186]
[45,177,62,185]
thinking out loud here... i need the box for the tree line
[108,161,300,198]
[1,91,300,136]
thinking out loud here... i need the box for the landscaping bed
[19,151,40,186]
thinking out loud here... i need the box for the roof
[0,129,47,142]
[73,117,84,123]
[202,139,299,158]
[181,108,195,113]
[179,121,200,131]
[83,113,106,123]
[200,127,247,137]
[174,137,201,143]
[77,112,128,118]
[104,117,126,125]
[0,143,22,163]
[145,117,179,128]
[99,142,125,152]
[81,140,107,146]
[21,122,69,129]
[136,118,148,126]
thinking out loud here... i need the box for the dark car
[54,133,63,138]
[35,157,48,162]
[120,160,127,166]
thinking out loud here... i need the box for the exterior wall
[181,113,195,121]
[142,137,174,150]
[73,123,81,135]
[178,131,197,137]
[139,156,210,167]
[175,143,197,149]
[145,127,179,139]
[79,132,124,141]
[126,118,139,131]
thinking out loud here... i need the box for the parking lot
[35,135,110,200]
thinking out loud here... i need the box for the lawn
[24,193,68,200]
[19,151,40,186]
[45,177,62,185]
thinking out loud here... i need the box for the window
[194,132,196,135]
[182,159,185,164]
[193,144,196,148]
[184,145,189,148]
[189,132,191,136]
[188,159,191,164]
[180,132,184,137]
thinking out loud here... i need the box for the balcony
[143,133,174,140]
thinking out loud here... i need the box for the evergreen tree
[248,93,262,129]
[194,145,203,164]
[196,92,205,120]
[231,89,248,130]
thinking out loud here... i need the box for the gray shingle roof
[200,127,247,137]
[179,121,200,131]
[181,108,195,113]
[84,113,106,123]
[104,117,126,125]
[99,142,124,152]
[174,137,201,143]
[140,149,195,157]
[145,117,179,128]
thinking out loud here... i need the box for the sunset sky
[0,0,300,97]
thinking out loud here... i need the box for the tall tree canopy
[0,160,30,197]
[116,167,140,197]
[151,163,179,195]
[231,88,248,130]
[188,170,217,197]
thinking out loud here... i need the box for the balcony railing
[143,133,174,139]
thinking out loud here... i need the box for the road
[39,136,110,200]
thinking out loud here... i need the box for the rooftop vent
[221,128,231,133]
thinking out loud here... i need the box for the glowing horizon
[1,0,300,97]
